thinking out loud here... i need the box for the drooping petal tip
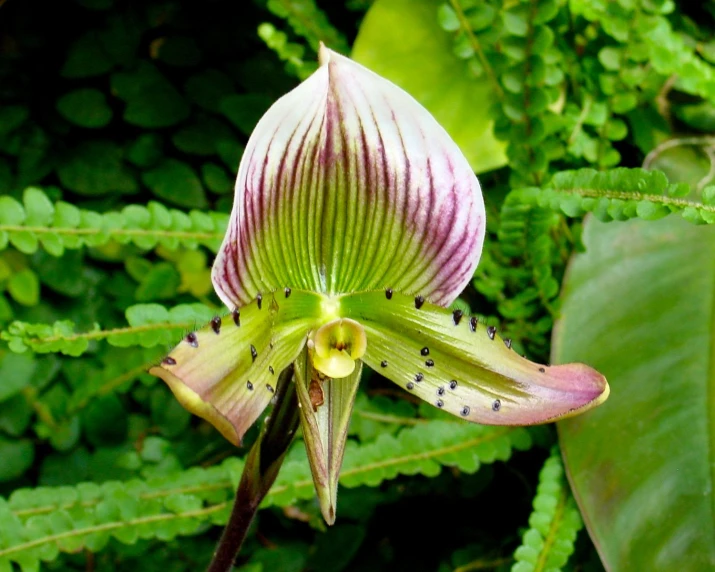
[150,364,240,445]
[545,363,610,418]
[339,290,609,425]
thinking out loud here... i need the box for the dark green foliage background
[0,0,713,570]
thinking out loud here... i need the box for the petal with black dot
[340,291,609,425]
[150,290,323,445]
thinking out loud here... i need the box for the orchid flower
[150,46,609,525]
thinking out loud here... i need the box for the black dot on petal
[210,316,221,334]
[469,316,478,332]
[436,399,444,408]
[449,380,458,390]
[420,347,430,356]
[256,293,263,309]
[414,295,425,309]
[232,309,241,327]
[246,381,254,391]
[284,287,292,298]
[425,359,434,367]
[539,367,546,373]
[269,366,275,375]
[492,399,501,412]
[381,360,388,368]
[487,326,497,340]
[186,332,198,348]
[415,373,424,382]
[504,338,512,349]
[266,384,274,393]
[162,356,176,366]
[385,288,393,300]
[437,387,445,396]
[461,406,470,416]
[250,345,258,361]
[406,382,415,390]
[452,309,463,325]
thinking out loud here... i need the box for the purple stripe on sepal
[212,46,485,309]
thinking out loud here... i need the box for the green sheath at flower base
[151,46,609,525]
[294,347,362,524]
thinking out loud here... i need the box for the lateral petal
[150,290,323,445]
[339,291,609,425]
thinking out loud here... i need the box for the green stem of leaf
[0,225,223,240]
[448,0,503,99]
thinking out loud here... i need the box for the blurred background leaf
[556,150,715,568]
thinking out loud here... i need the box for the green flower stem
[208,365,299,572]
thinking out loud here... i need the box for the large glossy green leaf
[554,215,715,569]
[351,0,506,174]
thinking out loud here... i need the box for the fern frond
[66,352,158,414]
[496,168,714,310]
[511,449,582,572]
[499,168,715,262]
[1,303,214,356]
[257,22,317,80]
[439,0,503,97]
[571,0,715,102]
[267,422,532,507]
[0,421,532,568]
[547,168,714,222]
[439,0,565,186]
[0,459,240,569]
[349,393,422,443]
[265,0,349,54]
[498,188,561,307]
[0,188,228,257]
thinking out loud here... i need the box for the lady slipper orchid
[150,46,609,524]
